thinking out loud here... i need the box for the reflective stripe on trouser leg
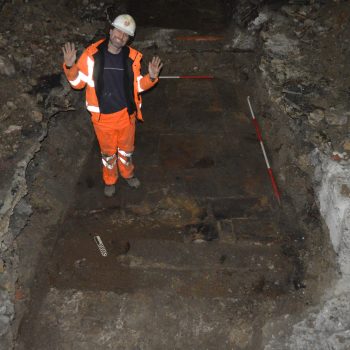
[118,148,134,179]
[101,153,118,185]
[102,153,117,169]
[118,148,133,166]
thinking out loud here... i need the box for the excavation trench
[15,61,332,349]
[1,1,339,349]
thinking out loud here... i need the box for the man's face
[109,28,129,50]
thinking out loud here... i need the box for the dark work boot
[104,184,116,197]
[125,177,140,189]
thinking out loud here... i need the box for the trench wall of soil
[0,106,94,349]
[248,3,350,348]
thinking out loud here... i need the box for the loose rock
[4,125,22,134]
[325,109,348,126]
[308,109,325,126]
[31,110,43,123]
[0,56,15,76]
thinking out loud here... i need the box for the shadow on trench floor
[18,79,307,349]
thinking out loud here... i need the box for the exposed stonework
[250,1,350,349]
[0,2,100,348]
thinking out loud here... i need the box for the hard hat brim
[112,24,134,37]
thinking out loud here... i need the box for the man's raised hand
[62,42,77,68]
[148,56,163,80]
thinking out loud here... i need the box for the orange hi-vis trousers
[91,108,136,185]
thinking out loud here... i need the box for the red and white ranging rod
[159,75,214,79]
[247,96,281,205]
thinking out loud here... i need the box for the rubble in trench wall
[246,1,350,348]
[0,1,104,348]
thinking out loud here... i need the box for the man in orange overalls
[62,14,163,197]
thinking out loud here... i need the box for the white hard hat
[111,14,136,36]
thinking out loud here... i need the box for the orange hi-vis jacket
[63,39,158,121]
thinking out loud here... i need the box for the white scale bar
[93,235,108,257]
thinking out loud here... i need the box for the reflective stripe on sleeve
[69,57,95,87]
[69,71,85,86]
[136,75,144,93]
[87,105,100,113]
[69,70,95,87]
[86,57,95,87]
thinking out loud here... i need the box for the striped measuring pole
[159,75,214,79]
[247,96,281,205]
